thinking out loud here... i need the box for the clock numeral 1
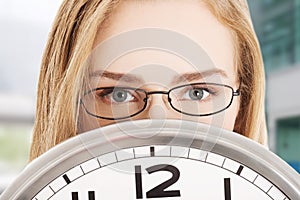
[135,164,181,199]
[71,191,95,200]
[135,165,143,199]
[224,178,231,200]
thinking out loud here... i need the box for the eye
[96,88,135,103]
[184,88,210,101]
[112,89,134,102]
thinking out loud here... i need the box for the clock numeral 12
[135,164,181,199]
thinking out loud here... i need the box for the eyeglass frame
[80,82,241,120]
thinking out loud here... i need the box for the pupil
[113,90,127,102]
[189,89,203,100]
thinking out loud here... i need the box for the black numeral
[146,164,181,198]
[71,191,95,200]
[135,165,143,199]
[135,164,181,199]
[72,192,79,200]
[224,178,231,200]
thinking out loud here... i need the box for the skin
[78,0,240,132]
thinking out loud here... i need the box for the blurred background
[0,0,299,193]
[0,0,63,192]
[248,0,300,173]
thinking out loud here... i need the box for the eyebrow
[90,68,228,84]
[171,69,228,84]
[90,70,143,83]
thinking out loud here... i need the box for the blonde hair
[30,0,267,161]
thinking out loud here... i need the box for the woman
[29,0,267,161]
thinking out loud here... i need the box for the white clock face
[1,120,299,200]
[36,146,288,200]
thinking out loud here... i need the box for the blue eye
[96,88,135,103]
[184,88,210,101]
[112,89,134,103]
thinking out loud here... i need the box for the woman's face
[79,0,240,132]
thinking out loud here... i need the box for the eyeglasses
[80,83,240,120]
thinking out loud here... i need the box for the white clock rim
[1,119,299,200]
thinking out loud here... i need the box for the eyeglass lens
[81,83,235,119]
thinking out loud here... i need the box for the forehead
[92,0,237,84]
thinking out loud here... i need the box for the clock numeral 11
[135,164,181,199]
[71,191,95,200]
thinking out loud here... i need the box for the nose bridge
[147,91,170,106]
[143,91,173,120]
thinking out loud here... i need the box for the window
[276,116,300,173]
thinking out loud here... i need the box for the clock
[1,120,299,199]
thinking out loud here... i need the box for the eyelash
[179,87,217,101]
[95,88,114,98]
[186,86,217,95]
